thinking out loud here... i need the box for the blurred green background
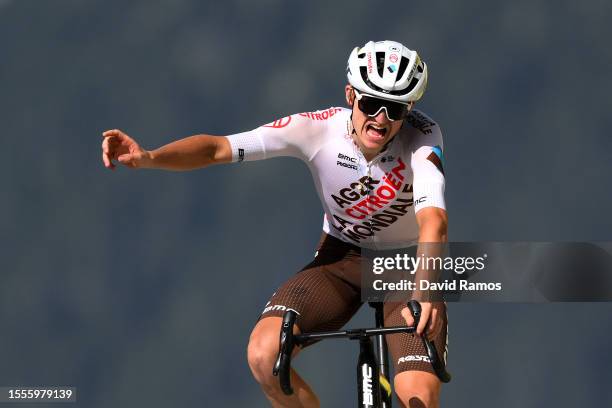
[1,0,611,406]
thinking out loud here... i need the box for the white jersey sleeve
[410,123,446,213]
[224,109,343,163]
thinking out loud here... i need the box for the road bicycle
[273,300,451,407]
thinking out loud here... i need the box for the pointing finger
[102,151,114,169]
[101,137,110,154]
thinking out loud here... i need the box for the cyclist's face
[345,85,407,158]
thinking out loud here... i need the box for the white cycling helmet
[347,40,428,103]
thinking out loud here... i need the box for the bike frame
[273,300,451,408]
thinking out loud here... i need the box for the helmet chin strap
[348,113,362,151]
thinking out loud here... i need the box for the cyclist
[102,40,448,408]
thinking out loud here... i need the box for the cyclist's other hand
[101,129,151,170]
[401,301,444,341]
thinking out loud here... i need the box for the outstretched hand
[101,129,151,169]
[401,301,444,341]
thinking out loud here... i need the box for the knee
[247,327,280,385]
[394,373,440,408]
[396,390,438,408]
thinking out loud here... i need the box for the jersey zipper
[355,149,385,250]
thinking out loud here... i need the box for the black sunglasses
[354,89,411,121]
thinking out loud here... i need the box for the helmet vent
[396,56,410,79]
[376,52,385,76]
[360,66,414,96]
[358,52,366,59]
[404,76,419,94]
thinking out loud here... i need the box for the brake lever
[407,300,451,383]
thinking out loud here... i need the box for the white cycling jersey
[225,107,446,250]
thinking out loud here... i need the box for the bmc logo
[262,303,300,315]
[361,364,374,407]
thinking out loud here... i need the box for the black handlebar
[273,301,451,396]
[272,310,298,395]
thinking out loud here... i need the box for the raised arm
[101,110,330,171]
[101,129,231,171]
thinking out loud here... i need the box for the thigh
[260,264,362,337]
[384,302,448,376]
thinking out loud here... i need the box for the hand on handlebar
[401,301,444,341]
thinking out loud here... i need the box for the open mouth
[365,124,388,140]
